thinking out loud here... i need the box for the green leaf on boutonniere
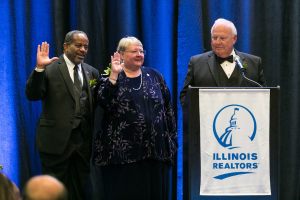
[242,61,248,69]
[89,79,97,88]
[102,63,112,76]
[0,164,3,170]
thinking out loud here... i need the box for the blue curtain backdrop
[1,0,300,200]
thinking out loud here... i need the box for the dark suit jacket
[179,50,267,106]
[26,56,99,155]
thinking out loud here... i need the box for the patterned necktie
[73,65,82,93]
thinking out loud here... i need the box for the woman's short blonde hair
[117,36,143,52]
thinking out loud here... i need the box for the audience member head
[23,175,68,200]
[0,172,21,200]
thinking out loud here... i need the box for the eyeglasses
[124,50,146,55]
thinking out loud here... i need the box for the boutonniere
[242,61,248,69]
[102,63,112,76]
[0,164,3,170]
[89,79,98,88]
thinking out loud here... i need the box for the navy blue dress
[93,67,177,200]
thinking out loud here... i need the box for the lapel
[208,50,246,87]
[207,52,221,86]
[58,56,94,112]
[81,64,93,112]
[57,57,76,101]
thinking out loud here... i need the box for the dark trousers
[39,126,91,200]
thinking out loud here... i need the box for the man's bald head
[23,175,67,200]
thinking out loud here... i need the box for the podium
[182,87,280,200]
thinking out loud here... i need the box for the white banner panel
[199,89,271,195]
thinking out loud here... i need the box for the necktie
[73,65,82,93]
[216,55,234,64]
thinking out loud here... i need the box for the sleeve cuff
[35,67,45,72]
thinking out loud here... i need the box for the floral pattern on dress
[93,67,177,166]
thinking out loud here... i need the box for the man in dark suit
[179,19,267,200]
[26,30,99,200]
[180,18,267,105]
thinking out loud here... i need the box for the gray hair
[211,18,237,36]
[117,36,143,52]
[64,30,88,44]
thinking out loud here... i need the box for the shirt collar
[63,54,82,70]
[231,49,236,57]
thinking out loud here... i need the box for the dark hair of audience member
[0,173,21,200]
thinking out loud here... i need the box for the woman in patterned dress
[93,36,177,200]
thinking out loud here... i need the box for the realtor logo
[199,90,270,191]
[213,104,257,149]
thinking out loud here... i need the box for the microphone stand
[240,70,263,87]
[234,56,263,87]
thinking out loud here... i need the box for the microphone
[234,55,263,87]
[234,55,246,73]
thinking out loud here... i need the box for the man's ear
[233,35,237,44]
[63,43,68,51]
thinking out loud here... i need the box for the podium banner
[199,89,271,195]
